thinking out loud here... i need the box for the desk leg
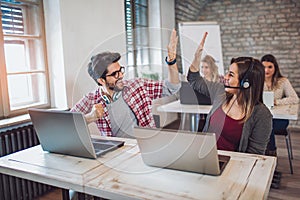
[77,192,86,200]
[190,113,199,132]
[180,113,200,132]
[180,113,187,130]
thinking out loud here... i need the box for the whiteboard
[178,21,224,76]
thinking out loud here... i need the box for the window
[0,0,49,118]
[125,0,149,78]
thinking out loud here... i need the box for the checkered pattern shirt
[71,78,163,136]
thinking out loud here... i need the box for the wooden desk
[0,137,276,200]
[157,100,299,130]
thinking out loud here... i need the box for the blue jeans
[268,119,289,151]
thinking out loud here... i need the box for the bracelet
[165,56,176,65]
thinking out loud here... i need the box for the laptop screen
[28,108,124,159]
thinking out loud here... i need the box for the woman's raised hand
[190,32,208,72]
[195,32,208,58]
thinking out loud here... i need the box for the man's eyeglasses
[106,66,125,79]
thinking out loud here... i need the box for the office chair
[275,128,293,174]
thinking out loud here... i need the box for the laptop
[28,108,124,159]
[180,81,211,105]
[133,127,230,176]
[263,91,274,109]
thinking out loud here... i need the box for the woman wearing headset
[184,33,272,155]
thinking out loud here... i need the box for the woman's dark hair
[227,57,265,122]
[261,54,283,88]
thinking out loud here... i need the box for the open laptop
[263,91,274,109]
[28,108,124,159]
[133,127,230,176]
[180,81,211,105]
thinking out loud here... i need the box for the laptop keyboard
[218,154,230,171]
[91,138,124,156]
[93,142,114,150]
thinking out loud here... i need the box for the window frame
[0,0,50,118]
[125,0,150,78]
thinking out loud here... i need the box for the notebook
[180,81,211,105]
[263,91,274,109]
[28,108,124,159]
[133,127,230,176]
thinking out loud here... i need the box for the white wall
[148,0,175,79]
[43,0,67,109]
[160,0,175,79]
[44,0,126,108]
[148,0,163,78]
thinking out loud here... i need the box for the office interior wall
[148,0,175,80]
[43,0,67,109]
[160,0,175,79]
[44,0,126,108]
[175,0,300,126]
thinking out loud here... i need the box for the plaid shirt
[71,78,163,136]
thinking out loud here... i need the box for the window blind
[1,4,24,34]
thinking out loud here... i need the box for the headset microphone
[224,85,240,89]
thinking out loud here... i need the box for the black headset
[240,58,255,89]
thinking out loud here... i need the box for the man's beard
[107,78,124,92]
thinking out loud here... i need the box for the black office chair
[275,128,293,174]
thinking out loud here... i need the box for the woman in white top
[261,54,299,156]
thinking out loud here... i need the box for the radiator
[0,122,54,200]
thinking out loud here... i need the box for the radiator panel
[0,122,54,200]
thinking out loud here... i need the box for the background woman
[201,55,222,82]
[261,54,299,156]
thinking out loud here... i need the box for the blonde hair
[201,55,219,82]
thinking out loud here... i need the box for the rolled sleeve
[162,80,181,96]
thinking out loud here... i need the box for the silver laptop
[28,108,124,159]
[133,127,230,176]
[263,91,274,109]
[180,81,211,105]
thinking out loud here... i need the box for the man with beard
[71,30,180,138]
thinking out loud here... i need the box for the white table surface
[0,136,276,200]
[270,103,299,120]
[157,100,299,120]
[157,100,212,114]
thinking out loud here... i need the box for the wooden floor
[34,189,62,200]
[267,127,300,200]
[36,127,300,200]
